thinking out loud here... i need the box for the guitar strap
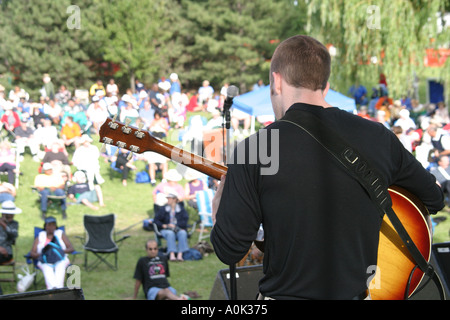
[280,109,444,300]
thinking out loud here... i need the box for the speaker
[0,287,84,300]
[409,245,450,300]
[209,265,263,300]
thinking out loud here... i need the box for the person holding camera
[153,189,189,262]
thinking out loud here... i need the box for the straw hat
[184,169,202,181]
[165,187,179,200]
[0,200,22,215]
[79,134,93,144]
[165,169,182,182]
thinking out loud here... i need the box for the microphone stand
[221,85,239,300]
[222,104,232,164]
[221,85,238,164]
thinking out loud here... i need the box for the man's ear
[271,72,282,95]
[322,82,330,98]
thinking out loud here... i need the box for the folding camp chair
[78,214,130,271]
[196,189,215,241]
[0,243,16,284]
[144,201,197,250]
[31,186,67,219]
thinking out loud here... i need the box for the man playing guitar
[210,35,444,300]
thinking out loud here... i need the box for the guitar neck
[149,136,228,180]
[99,117,228,180]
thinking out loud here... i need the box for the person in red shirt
[1,102,21,136]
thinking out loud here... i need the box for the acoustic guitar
[99,117,437,300]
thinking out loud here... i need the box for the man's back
[211,103,443,299]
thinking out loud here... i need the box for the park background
[0,0,449,299]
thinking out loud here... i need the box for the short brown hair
[270,35,331,91]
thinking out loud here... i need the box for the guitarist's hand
[212,175,226,225]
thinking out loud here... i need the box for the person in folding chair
[0,201,20,294]
[0,201,20,263]
[33,162,67,220]
[210,35,445,300]
[153,189,189,262]
[29,216,74,289]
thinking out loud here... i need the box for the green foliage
[0,1,448,101]
[178,0,300,91]
[0,0,94,99]
[307,0,450,98]
[87,0,171,90]
[0,0,304,95]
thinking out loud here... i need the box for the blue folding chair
[195,189,215,241]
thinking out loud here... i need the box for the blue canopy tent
[231,85,356,132]
[231,85,274,117]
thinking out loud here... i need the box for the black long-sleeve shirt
[211,103,444,300]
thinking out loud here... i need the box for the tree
[0,0,94,99]
[306,0,449,99]
[87,0,172,92]
[175,0,307,92]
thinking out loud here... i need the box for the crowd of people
[0,68,448,298]
[351,82,450,177]
[351,81,450,212]
[0,72,257,298]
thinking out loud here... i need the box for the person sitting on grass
[132,239,187,300]
[67,170,99,210]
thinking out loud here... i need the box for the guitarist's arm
[211,175,226,225]
[210,158,262,265]
[392,138,445,216]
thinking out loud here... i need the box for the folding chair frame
[77,214,130,272]
[0,260,16,284]
[196,189,215,241]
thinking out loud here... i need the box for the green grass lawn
[1,122,228,299]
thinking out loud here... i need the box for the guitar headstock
[99,116,156,159]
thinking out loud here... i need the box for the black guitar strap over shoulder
[280,110,444,300]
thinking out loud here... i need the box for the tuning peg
[100,137,114,153]
[135,122,145,139]
[122,118,132,134]
[108,113,119,129]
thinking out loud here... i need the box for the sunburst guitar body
[370,186,432,300]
